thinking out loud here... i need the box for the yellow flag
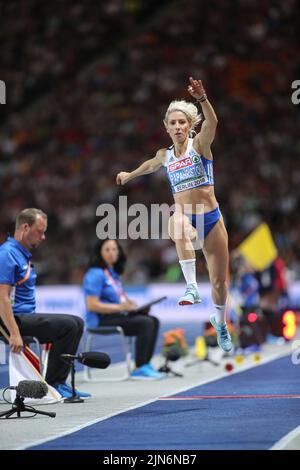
[195,336,207,360]
[238,223,278,271]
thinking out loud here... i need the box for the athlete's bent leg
[168,212,201,305]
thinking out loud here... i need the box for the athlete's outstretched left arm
[187,77,218,156]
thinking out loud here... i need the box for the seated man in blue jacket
[0,208,90,399]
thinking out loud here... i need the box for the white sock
[179,259,197,287]
[214,304,226,325]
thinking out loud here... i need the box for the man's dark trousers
[15,313,84,385]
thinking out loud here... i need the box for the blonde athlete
[117,77,232,352]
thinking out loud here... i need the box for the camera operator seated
[83,239,166,380]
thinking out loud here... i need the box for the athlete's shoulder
[190,137,201,155]
[156,147,168,157]
[192,136,213,161]
[155,148,168,165]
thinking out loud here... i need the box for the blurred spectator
[235,256,260,308]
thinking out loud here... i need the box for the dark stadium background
[0,0,299,286]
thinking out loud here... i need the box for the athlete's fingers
[189,76,195,86]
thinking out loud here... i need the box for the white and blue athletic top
[163,138,214,194]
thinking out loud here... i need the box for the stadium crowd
[0,0,299,285]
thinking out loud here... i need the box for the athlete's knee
[211,278,227,293]
[168,212,192,242]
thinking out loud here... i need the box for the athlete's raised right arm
[116,149,165,186]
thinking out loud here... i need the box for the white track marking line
[270,425,300,450]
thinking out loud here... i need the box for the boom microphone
[164,345,181,362]
[61,352,111,369]
[78,352,111,368]
[10,380,48,399]
[159,345,183,377]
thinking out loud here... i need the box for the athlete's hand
[9,332,24,354]
[187,77,206,100]
[116,172,131,185]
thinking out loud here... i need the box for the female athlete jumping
[116,77,232,352]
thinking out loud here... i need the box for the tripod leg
[158,363,183,377]
[204,355,219,366]
[0,409,17,419]
[0,406,55,419]
[23,406,56,418]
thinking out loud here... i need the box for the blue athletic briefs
[0,237,37,314]
[187,206,221,240]
[83,267,123,328]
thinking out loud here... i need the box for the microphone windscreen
[78,352,111,369]
[165,345,181,362]
[16,380,48,399]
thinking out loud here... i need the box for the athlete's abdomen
[173,185,218,213]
